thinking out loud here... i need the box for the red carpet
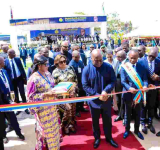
[61,109,145,150]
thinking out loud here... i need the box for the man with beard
[53,41,72,64]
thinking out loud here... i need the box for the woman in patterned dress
[52,54,78,135]
[27,55,60,150]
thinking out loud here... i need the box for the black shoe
[114,116,122,122]
[18,134,25,141]
[123,131,129,139]
[3,137,9,143]
[148,124,156,134]
[6,126,14,133]
[142,125,148,134]
[25,109,30,114]
[106,138,118,148]
[76,112,81,117]
[93,139,100,149]
[156,131,160,136]
[16,111,22,116]
[134,131,144,140]
[80,108,89,112]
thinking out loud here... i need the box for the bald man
[139,47,160,134]
[121,50,148,140]
[53,41,72,64]
[82,49,118,149]
[114,50,128,123]
[0,45,9,59]
[69,51,88,116]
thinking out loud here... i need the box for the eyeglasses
[43,63,50,67]
[59,60,66,64]
[148,55,156,59]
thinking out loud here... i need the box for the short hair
[129,49,139,55]
[121,42,129,47]
[106,50,113,55]
[37,46,44,53]
[54,54,67,66]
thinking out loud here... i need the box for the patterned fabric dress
[27,72,60,150]
[52,65,78,133]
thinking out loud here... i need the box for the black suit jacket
[4,57,27,84]
[48,57,55,73]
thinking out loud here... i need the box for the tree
[107,12,133,35]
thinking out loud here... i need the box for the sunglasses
[148,55,156,59]
[59,60,66,64]
[43,63,49,67]
[62,46,68,48]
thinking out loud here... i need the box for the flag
[102,2,105,15]
[10,6,13,19]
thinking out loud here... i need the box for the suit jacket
[0,69,13,104]
[82,62,116,109]
[121,62,148,101]
[80,53,87,66]
[20,49,28,58]
[4,57,27,83]
[139,56,160,85]
[48,57,55,73]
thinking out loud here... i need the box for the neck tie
[132,64,136,71]
[11,59,17,79]
[118,62,121,73]
[0,70,6,82]
[149,62,153,76]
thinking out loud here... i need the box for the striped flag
[10,6,13,19]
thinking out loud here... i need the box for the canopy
[124,22,160,38]
[10,16,107,31]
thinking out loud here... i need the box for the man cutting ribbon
[121,49,148,140]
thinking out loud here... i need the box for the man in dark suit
[69,50,88,117]
[5,49,29,115]
[121,50,148,140]
[82,49,118,149]
[39,47,55,73]
[20,46,28,68]
[114,50,128,124]
[139,47,160,134]
[71,44,87,66]
[0,56,25,142]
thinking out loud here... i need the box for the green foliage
[107,12,133,35]
[74,12,87,15]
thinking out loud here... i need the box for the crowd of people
[0,40,160,150]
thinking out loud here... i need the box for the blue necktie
[11,60,17,79]
[132,64,136,71]
[149,62,153,76]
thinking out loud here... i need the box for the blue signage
[10,16,107,26]
[30,28,90,39]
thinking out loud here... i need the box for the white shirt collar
[147,56,155,64]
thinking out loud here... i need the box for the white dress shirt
[9,58,21,78]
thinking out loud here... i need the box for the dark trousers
[155,89,160,115]
[12,76,26,103]
[4,112,21,137]
[141,90,157,124]
[125,100,141,133]
[21,57,26,67]
[115,78,125,119]
[0,138,4,150]
[89,102,112,140]
[76,90,86,112]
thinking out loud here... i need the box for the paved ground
[4,110,160,150]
